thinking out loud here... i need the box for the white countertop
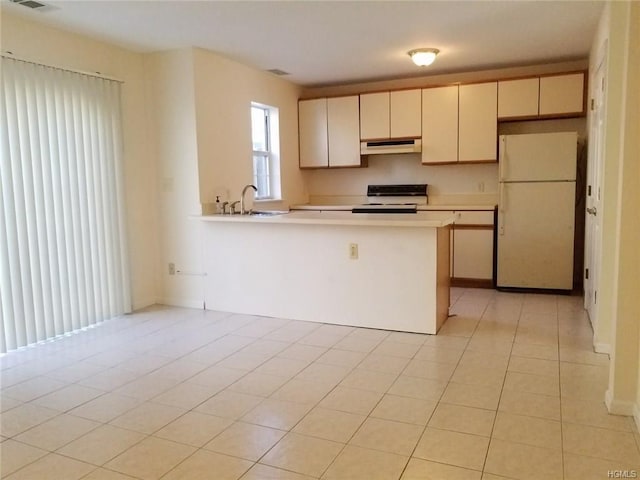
[290,204,496,212]
[197,210,456,228]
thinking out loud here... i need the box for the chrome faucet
[241,184,258,215]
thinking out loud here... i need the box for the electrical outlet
[168,262,175,275]
[349,243,358,260]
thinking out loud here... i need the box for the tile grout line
[556,295,566,480]
[478,291,524,477]
[397,287,489,479]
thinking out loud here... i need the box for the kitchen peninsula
[200,210,454,334]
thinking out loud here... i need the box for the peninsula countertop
[290,204,497,212]
[196,210,457,228]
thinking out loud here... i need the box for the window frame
[251,103,281,201]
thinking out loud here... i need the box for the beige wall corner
[600,0,640,415]
[191,47,306,210]
[143,49,206,308]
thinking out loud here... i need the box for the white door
[497,181,576,290]
[584,54,607,326]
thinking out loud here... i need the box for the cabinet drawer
[456,211,494,226]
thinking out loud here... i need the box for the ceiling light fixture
[408,48,440,67]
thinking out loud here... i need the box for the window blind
[0,57,131,353]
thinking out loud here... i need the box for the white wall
[144,49,204,308]
[144,47,305,307]
[598,1,640,418]
[191,48,305,210]
[0,10,158,310]
[584,1,640,418]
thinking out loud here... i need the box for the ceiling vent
[10,0,57,12]
[267,69,290,76]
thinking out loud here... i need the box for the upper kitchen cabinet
[360,89,421,140]
[390,90,421,138]
[359,92,389,140]
[421,85,458,164]
[299,98,328,168]
[498,72,585,120]
[458,82,498,162]
[327,96,361,167]
[299,96,361,169]
[539,72,585,116]
[498,77,540,119]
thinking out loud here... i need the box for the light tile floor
[1,288,639,479]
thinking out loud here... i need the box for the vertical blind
[0,57,131,354]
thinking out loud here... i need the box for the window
[251,103,281,200]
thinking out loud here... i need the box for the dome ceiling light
[408,48,440,67]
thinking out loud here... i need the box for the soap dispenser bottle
[215,196,222,214]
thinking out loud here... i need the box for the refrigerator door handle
[499,137,506,181]
[498,183,506,235]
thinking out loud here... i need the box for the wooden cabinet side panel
[459,82,498,162]
[299,99,328,168]
[421,86,459,164]
[436,226,451,332]
[390,89,422,138]
[328,96,361,167]
[360,92,390,140]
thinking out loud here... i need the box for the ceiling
[4,0,604,87]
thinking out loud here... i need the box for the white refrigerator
[497,132,578,290]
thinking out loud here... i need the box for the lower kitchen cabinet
[451,210,495,287]
[453,228,494,283]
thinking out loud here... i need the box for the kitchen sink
[249,210,288,217]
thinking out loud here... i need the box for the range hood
[360,138,422,155]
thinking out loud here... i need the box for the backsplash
[302,153,499,197]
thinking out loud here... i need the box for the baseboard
[158,297,205,310]
[605,388,636,416]
[633,403,640,432]
[594,342,611,354]
[451,277,493,289]
[131,296,157,311]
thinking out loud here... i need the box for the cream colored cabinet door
[390,89,421,138]
[453,210,495,281]
[421,86,458,164]
[459,82,498,162]
[299,98,328,168]
[498,78,540,119]
[453,229,494,280]
[539,73,585,116]
[360,92,389,140]
[327,96,361,167]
